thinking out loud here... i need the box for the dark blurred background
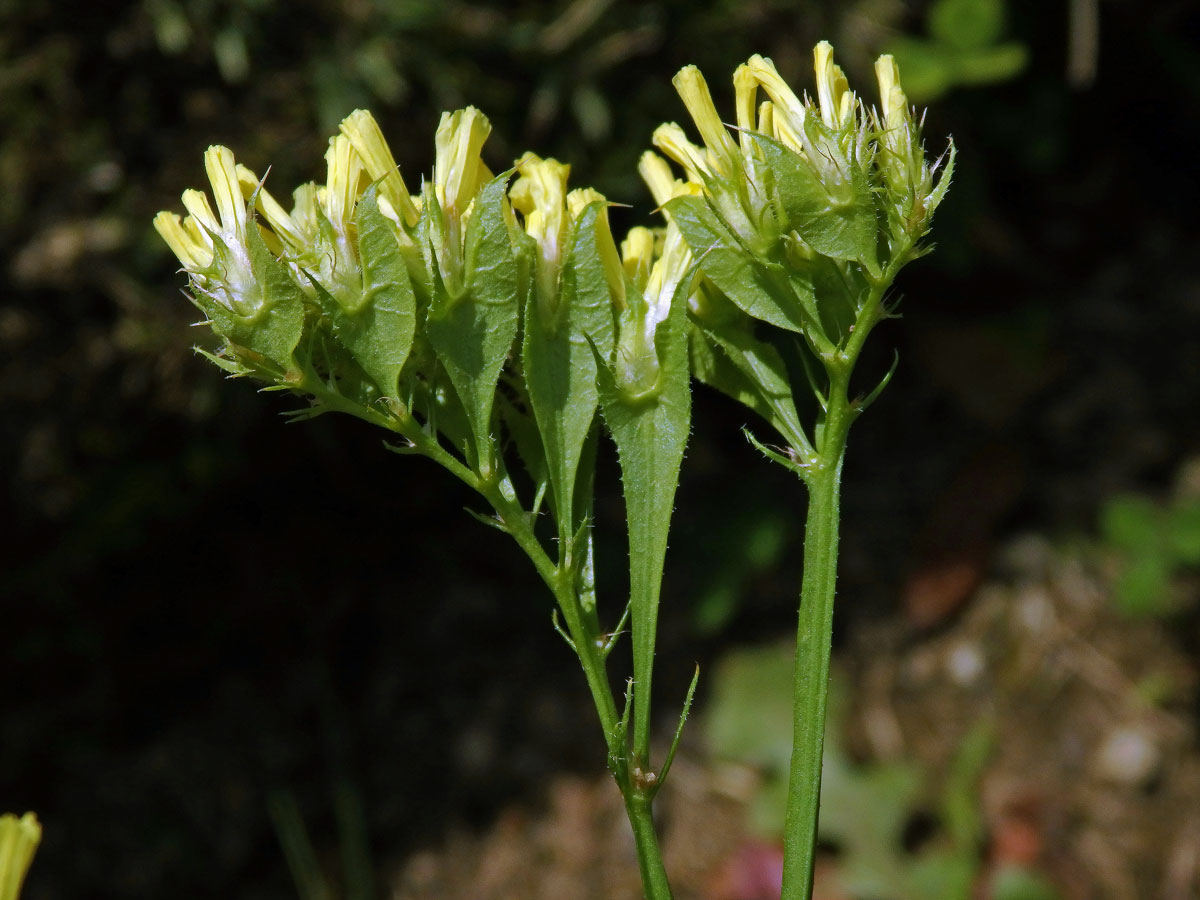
[3,1,1199,898]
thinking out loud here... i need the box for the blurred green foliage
[705,645,1063,900]
[1100,492,1200,618]
[885,0,1028,101]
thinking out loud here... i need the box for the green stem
[385,403,669,898]
[778,259,901,899]
[779,445,843,900]
[625,791,672,900]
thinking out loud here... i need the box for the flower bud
[510,153,571,318]
[339,109,420,227]
[154,145,261,315]
[434,106,492,220]
[671,66,740,177]
[813,41,854,130]
[0,812,41,900]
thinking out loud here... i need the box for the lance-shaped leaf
[425,173,520,468]
[596,277,692,761]
[750,129,880,276]
[196,220,306,380]
[689,320,811,454]
[522,201,616,539]
[666,194,815,336]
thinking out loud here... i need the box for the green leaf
[750,129,879,275]
[197,221,306,379]
[596,275,692,760]
[425,173,520,469]
[522,201,616,539]
[689,320,809,452]
[498,392,549,509]
[666,194,815,336]
[333,184,418,398]
[925,140,958,222]
[929,0,1006,51]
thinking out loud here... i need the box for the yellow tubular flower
[511,153,570,270]
[0,812,41,900]
[339,109,420,227]
[672,66,740,175]
[757,100,775,139]
[732,63,759,153]
[235,164,307,250]
[152,211,211,271]
[510,153,571,318]
[323,134,366,230]
[813,41,854,129]
[743,55,806,134]
[637,151,678,209]
[434,107,492,218]
[875,54,910,138]
[620,226,656,296]
[180,190,219,245]
[645,225,691,326]
[651,123,710,185]
[204,145,247,243]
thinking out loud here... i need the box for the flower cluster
[154,42,948,461]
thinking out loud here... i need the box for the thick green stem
[778,267,897,898]
[626,791,672,900]
[779,449,843,900]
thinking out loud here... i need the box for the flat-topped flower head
[650,39,952,276]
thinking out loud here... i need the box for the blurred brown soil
[387,534,1200,900]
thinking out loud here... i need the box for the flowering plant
[156,41,951,900]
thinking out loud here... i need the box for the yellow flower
[650,122,711,186]
[0,812,41,900]
[620,225,657,297]
[813,41,855,130]
[153,145,246,273]
[153,145,260,312]
[608,151,702,398]
[338,109,420,228]
[671,66,740,177]
[736,55,806,151]
[874,54,911,154]
[434,107,492,219]
[510,154,570,272]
